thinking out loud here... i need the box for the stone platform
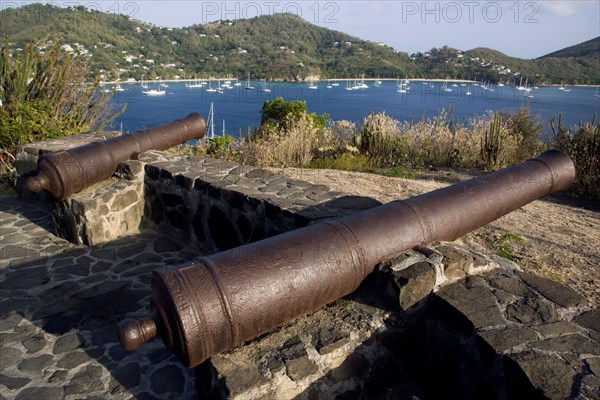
[198,248,599,399]
[2,132,599,399]
[0,195,202,399]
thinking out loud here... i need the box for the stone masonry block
[389,261,436,310]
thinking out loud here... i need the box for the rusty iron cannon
[26,113,206,200]
[117,150,575,368]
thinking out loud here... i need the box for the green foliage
[0,38,125,154]
[177,135,239,161]
[1,4,596,83]
[0,5,412,81]
[483,231,525,262]
[206,134,237,159]
[375,165,416,179]
[260,97,307,125]
[550,113,600,198]
[464,40,600,85]
[260,97,329,130]
[540,37,600,59]
[308,153,371,171]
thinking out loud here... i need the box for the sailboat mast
[210,102,215,139]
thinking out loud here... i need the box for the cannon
[25,113,206,200]
[117,150,575,368]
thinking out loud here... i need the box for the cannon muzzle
[26,113,206,200]
[118,150,575,367]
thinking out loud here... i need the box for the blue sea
[109,81,600,138]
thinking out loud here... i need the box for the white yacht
[142,87,166,96]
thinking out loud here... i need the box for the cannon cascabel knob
[25,174,50,193]
[117,317,158,351]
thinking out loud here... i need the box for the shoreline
[101,77,600,88]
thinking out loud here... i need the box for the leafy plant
[260,97,329,130]
[0,38,125,154]
[260,97,307,126]
[206,134,238,160]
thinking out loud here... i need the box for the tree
[260,96,306,125]
[260,97,329,129]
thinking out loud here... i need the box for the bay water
[109,81,600,138]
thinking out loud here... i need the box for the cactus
[481,113,503,170]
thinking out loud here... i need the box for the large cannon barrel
[26,113,206,200]
[117,150,575,368]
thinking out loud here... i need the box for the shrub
[358,112,404,167]
[499,107,545,163]
[401,109,477,168]
[260,96,307,126]
[206,134,238,159]
[551,113,600,198]
[0,39,124,154]
[260,96,329,129]
[329,120,357,146]
[240,112,324,167]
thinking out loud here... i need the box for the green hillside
[1,3,598,84]
[540,36,600,59]
[0,4,412,81]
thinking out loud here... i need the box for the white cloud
[537,1,591,16]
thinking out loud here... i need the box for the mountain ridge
[1,4,598,84]
[538,36,600,59]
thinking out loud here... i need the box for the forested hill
[539,36,600,59]
[1,3,598,84]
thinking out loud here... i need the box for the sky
[4,1,600,58]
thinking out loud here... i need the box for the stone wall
[14,133,145,247]
[13,133,600,399]
[384,268,598,400]
[139,151,381,252]
[15,138,380,250]
[199,242,598,400]
[52,162,145,246]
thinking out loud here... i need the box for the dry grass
[356,109,537,170]
[183,105,596,200]
[551,114,600,198]
[239,113,330,167]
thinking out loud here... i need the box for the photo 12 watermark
[0,1,141,22]
[400,1,539,24]
[199,1,339,24]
